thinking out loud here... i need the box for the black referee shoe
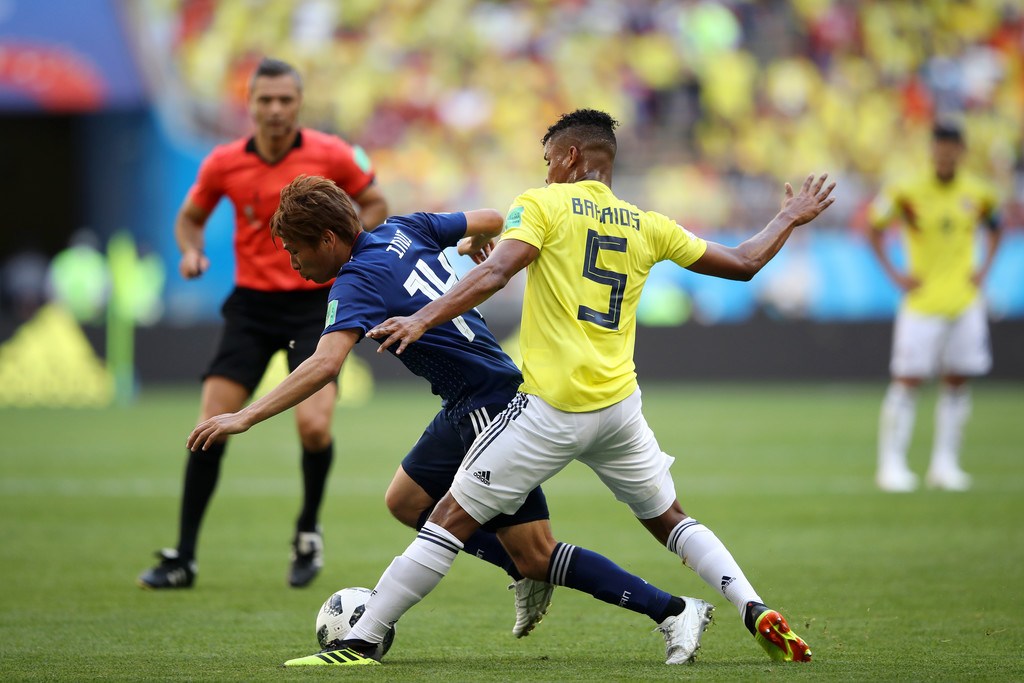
[137,549,196,589]
[288,529,324,588]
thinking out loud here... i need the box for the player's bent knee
[389,507,421,529]
[294,400,334,447]
[383,492,423,529]
[426,494,481,540]
[296,419,333,450]
[384,468,435,529]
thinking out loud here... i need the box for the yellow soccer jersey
[868,170,999,317]
[502,180,707,412]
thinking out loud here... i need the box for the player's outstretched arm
[369,237,538,355]
[687,173,835,281]
[186,330,358,451]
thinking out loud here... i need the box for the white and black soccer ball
[315,587,396,659]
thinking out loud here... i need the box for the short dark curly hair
[542,109,619,154]
[932,120,964,144]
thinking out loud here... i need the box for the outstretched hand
[458,236,495,264]
[367,316,428,355]
[187,413,251,452]
[781,173,836,227]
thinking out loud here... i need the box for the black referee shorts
[204,286,335,392]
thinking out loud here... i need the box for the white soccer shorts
[890,301,992,378]
[450,389,678,524]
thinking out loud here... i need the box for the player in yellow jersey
[868,122,1002,493]
[288,110,833,667]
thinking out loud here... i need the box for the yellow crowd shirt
[502,180,707,412]
[868,171,999,317]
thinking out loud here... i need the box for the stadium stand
[137,0,1023,233]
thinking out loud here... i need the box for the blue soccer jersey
[323,212,523,421]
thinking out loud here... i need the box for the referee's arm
[175,198,212,279]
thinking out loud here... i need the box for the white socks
[667,519,762,617]
[878,382,917,474]
[930,385,971,474]
[347,522,463,644]
[878,382,973,476]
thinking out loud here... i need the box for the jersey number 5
[578,229,627,330]
[403,253,476,342]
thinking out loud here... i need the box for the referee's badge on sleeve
[352,145,373,174]
[325,299,338,328]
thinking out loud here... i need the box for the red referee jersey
[188,128,376,292]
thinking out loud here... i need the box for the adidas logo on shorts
[472,470,491,486]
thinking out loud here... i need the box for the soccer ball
[315,587,396,658]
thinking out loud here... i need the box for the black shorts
[204,286,335,392]
[402,402,550,533]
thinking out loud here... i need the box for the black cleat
[288,528,324,588]
[137,549,196,589]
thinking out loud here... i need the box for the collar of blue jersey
[345,229,371,263]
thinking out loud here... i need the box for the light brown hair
[271,175,361,246]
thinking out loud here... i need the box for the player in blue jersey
[188,175,717,661]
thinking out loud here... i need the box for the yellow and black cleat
[283,647,380,667]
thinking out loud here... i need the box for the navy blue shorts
[402,401,549,532]
[205,286,336,391]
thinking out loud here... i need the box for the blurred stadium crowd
[140,0,1024,232]
[2,0,1022,332]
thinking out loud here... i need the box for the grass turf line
[0,382,1021,681]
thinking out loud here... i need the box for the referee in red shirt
[139,58,388,590]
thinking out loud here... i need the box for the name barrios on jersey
[571,197,641,231]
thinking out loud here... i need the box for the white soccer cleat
[876,467,919,493]
[925,467,972,491]
[658,596,714,664]
[509,578,554,638]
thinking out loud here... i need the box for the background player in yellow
[868,122,1003,493]
[285,109,835,668]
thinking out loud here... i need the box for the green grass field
[1,382,1022,681]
